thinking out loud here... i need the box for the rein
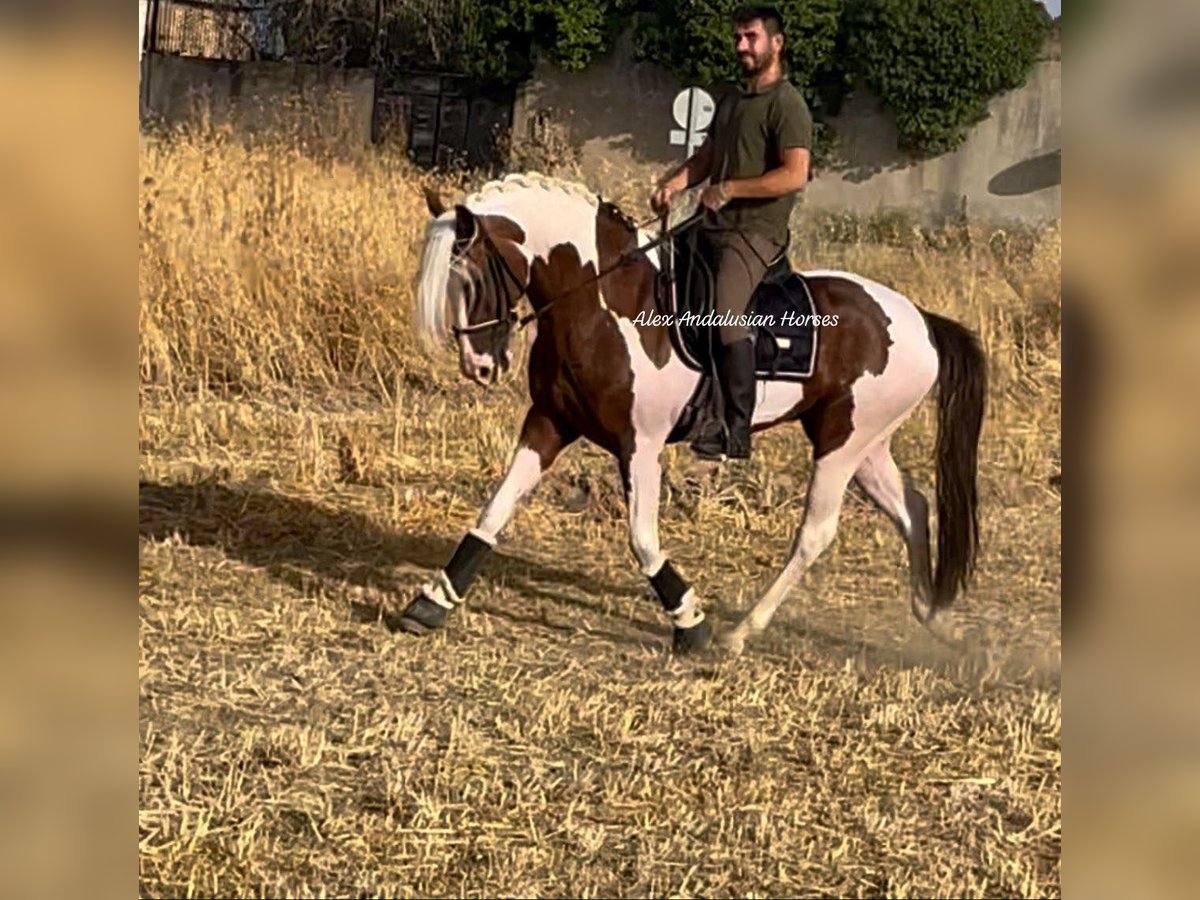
[450,208,704,339]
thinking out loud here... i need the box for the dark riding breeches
[698,228,786,346]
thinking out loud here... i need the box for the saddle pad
[749,271,819,380]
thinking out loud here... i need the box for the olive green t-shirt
[704,76,813,247]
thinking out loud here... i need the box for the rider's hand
[700,181,732,212]
[650,183,677,215]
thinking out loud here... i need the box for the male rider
[651,4,813,461]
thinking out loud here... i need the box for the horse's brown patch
[593,204,672,368]
[518,406,576,470]
[475,215,530,292]
[479,215,526,245]
[526,242,637,458]
[766,276,894,458]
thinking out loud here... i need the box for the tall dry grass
[139,130,1061,898]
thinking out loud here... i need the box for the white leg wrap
[421,570,461,610]
[667,589,705,629]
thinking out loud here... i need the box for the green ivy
[843,0,1050,155]
[632,0,844,96]
[450,0,630,83]
[269,0,1051,160]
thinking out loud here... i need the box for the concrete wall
[510,30,684,207]
[140,53,376,149]
[806,60,1061,226]
[510,31,1061,226]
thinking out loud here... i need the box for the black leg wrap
[444,531,493,597]
[649,560,689,612]
[650,560,712,653]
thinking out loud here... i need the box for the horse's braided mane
[465,171,599,206]
[597,197,639,234]
[462,172,639,235]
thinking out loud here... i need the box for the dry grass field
[139,133,1061,898]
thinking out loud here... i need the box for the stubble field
[139,133,1061,898]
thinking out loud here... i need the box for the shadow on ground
[139,480,1059,683]
[138,480,663,643]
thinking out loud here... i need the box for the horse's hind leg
[718,437,863,655]
[853,438,936,624]
[619,441,712,653]
[398,407,574,635]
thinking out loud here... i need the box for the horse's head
[418,187,530,387]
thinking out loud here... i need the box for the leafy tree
[632,0,844,94]
[843,0,1050,154]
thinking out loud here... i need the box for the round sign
[672,87,715,132]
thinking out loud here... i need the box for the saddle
[658,227,820,381]
[657,226,821,444]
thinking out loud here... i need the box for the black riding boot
[690,339,758,461]
[689,396,727,461]
[722,337,757,460]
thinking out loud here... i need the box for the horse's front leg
[620,441,713,653]
[398,407,574,635]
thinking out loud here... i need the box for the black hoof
[396,594,450,635]
[672,618,714,654]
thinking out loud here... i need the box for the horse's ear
[423,185,446,217]
[453,204,477,244]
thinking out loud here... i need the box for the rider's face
[734,21,779,76]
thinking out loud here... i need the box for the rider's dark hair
[731,4,786,37]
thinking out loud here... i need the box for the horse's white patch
[668,588,704,629]
[755,379,808,426]
[613,315,698,445]
[420,570,461,610]
[802,270,940,436]
[475,445,545,541]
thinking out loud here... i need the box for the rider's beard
[738,47,776,78]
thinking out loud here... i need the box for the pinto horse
[399,173,986,655]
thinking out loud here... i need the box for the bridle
[449,208,705,341]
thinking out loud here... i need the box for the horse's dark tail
[923,310,988,611]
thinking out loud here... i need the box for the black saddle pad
[662,230,819,381]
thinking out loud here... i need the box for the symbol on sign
[669,87,715,158]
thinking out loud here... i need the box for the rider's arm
[723,146,809,200]
[721,89,811,200]
[657,135,715,192]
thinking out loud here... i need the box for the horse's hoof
[715,628,746,656]
[396,593,450,636]
[911,594,935,626]
[922,610,964,649]
[672,618,713,654]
